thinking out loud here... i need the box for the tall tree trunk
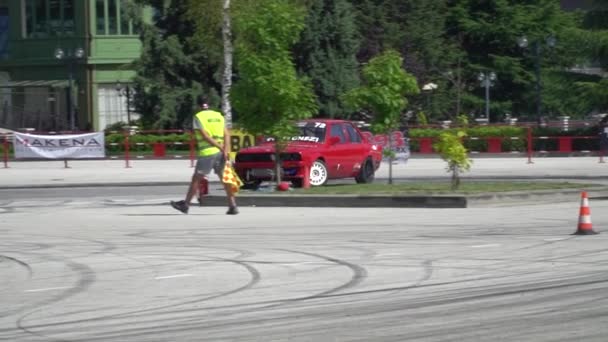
[455,57,462,117]
[451,165,460,191]
[388,131,393,185]
[274,142,282,186]
[222,0,233,128]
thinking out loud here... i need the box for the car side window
[330,124,347,144]
[345,124,362,143]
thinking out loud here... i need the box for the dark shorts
[195,153,225,177]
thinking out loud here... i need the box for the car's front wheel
[309,160,328,186]
[355,158,375,184]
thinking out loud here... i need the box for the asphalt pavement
[3,202,608,341]
[1,156,607,207]
[3,159,608,341]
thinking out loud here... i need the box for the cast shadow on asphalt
[122,214,220,216]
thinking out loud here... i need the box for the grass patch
[289,181,599,195]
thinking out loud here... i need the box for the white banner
[14,132,106,159]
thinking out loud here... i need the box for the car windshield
[290,121,327,143]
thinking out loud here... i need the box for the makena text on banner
[14,132,106,159]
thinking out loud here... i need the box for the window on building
[96,0,105,34]
[63,0,74,34]
[95,0,140,36]
[107,0,117,34]
[0,6,8,59]
[24,0,75,38]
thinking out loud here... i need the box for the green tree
[571,0,608,116]
[343,50,419,184]
[433,130,471,190]
[132,0,220,128]
[187,0,262,128]
[584,0,608,69]
[231,0,317,186]
[350,0,389,63]
[294,0,360,119]
[445,0,580,121]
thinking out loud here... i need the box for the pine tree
[350,0,389,63]
[131,0,220,129]
[444,0,579,121]
[294,0,360,118]
[584,0,608,69]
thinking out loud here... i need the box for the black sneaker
[198,197,203,207]
[226,206,239,215]
[170,200,189,214]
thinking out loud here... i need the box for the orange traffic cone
[574,191,598,235]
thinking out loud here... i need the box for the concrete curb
[183,187,608,209]
[4,182,608,209]
[194,194,467,208]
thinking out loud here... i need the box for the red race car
[234,119,383,188]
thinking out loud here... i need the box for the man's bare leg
[170,173,201,214]
[185,174,202,206]
[223,183,238,214]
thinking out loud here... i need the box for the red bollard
[302,164,311,189]
[527,126,534,164]
[124,131,132,168]
[2,135,8,168]
[199,177,209,196]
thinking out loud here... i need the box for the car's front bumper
[235,161,307,182]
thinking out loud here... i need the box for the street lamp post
[116,81,133,124]
[478,71,496,122]
[422,82,438,118]
[518,35,556,123]
[54,47,85,131]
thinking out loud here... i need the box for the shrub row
[408,126,601,153]
[2,125,602,157]
[105,133,192,153]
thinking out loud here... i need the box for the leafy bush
[409,126,526,153]
[433,130,472,190]
[103,132,192,155]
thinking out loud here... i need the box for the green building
[0,0,147,132]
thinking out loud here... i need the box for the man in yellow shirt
[171,96,238,215]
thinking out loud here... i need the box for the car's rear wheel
[309,160,328,186]
[355,158,375,184]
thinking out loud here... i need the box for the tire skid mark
[65,270,605,342]
[0,200,74,209]
[0,254,33,280]
[248,249,368,311]
[282,249,368,297]
[10,259,96,341]
[0,207,16,214]
[19,235,117,259]
[6,252,261,335]
[15,271,594,341]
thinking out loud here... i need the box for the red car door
[343,122,369,175]
[323,122,353,178]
